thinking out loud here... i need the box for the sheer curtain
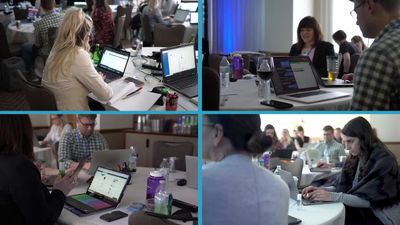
[208,0,267,54]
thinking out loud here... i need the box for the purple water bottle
[262,152,270,170]
[146,170,165,211]
[232,53,244,80]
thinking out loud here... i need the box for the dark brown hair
[264,124,279,145]
[207,115,272,154]
[332,30,347,42]
[78,114,97,120]
[40,0,55,11]
[323,125,334,133]
[0,115,34,160]
[296,16,323,49]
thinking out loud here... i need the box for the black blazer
[289,41,335,78]
[0,153,65,225]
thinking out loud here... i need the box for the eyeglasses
[78,118,96,128]
[350,0,366,18]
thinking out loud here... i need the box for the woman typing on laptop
[42,7,113,110]
[302,117,400,225]
[0,115,78,225]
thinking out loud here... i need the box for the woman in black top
[0,115,77,225]
[289,16,335,78]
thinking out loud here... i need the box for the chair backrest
[47,27,58,51]
[207,53,223,74]
[153,24,185,47]
[113,15,126,48]
[114,5,126,24]
[123,4,133,40]
[152,141,194,171]
[349,53,361,73]
[13,7,29,20]
[0,23,11,59]
[141,14,153,46]
[270,157,303,187]
[202,67,220,110]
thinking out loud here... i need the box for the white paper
[89,80,139,105]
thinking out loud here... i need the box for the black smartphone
[260,100,293,109]
[100,210,128,222]
[288,215,302,225]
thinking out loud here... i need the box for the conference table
[56,167,197,225]
[7,20,35,44]
[97,47,198,111]
[220,78,353,110]
[289,199,345,225]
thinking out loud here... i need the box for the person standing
[332,30,361,77]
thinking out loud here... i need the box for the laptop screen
[98,48,130,76]
[272,57,319,95]
[174,9,189,22]
[161,44,196,78]
[87,167,130,201]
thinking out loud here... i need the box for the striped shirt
[351,18,400,110]
[58,128,108,170]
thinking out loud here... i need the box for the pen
[123,87,143,99]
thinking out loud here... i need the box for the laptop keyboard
[169,76,197,89]
[288,90,329,98]
[66,197,95,213]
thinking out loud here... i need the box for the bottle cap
[150,170,164,177]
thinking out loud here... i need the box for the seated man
[58,114,108,171]
[316,125,346,168]
[21,0,63,76]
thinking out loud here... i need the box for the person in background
[280,128,295,150]
[334,127,343,143]
[160,0,177,17]
[203,115,289,225]
[264,124,283,151]
[351,35,367,52]
[289,16,335,78]
[91,0,114,46]
[302,117,400,225]
[344,0,400,109]
[0,115,77,225]
[142,0,170,32]
[332,30,361,77]
[316,125,346,168]
[58,114,108,171]
[295,126,310,149]
[21,0,63,77]
[41,114,72,147]
[42,7,113,110]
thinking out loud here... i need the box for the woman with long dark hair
[0,115,78,225]
[302,117,400,225]
[203,115,289,225]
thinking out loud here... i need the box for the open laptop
[161,43,198,98]
[88,149,131,175]
[65,167,130,215]
[172,9,190,23]
[185,155,198,189]
[97,47,130,83]
[271,56,350,103]
[190,12,198,24]
[270,149,293,159]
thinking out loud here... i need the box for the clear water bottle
[219,56,230,89]
[129,146,137,172]
[160,158,170,181]
[323,147,330,164]
[274,165,282,175]
[154,180,171,215]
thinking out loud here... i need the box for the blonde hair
[44,7,93,82]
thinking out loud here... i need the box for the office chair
[153,24,185,47]
[202,67,220,110]
[152,141,194,171]
[141,14,153,47]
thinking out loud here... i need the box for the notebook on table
[97,47,130,83]
[161,43,198,98]
[65,167,130,216]
[271,56,350,104]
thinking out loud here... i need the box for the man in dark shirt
[332,30,360,78]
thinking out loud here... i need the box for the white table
[99,47,198,111]
[289,199,345,225]
[220,78,353,110]
[7,21,34,44]
[57,167,197,225]
[301,166,342,187]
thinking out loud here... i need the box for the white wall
[370,115,400,142]
[30,115,50,127]
[292,0,314,44]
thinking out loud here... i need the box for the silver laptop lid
[185,155,198,189]
[173,9,189,23]
[272,56,320,95]
[89,149,131,175]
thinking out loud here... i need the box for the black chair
[0,23,11,59]
[141,14,153,47]
[153,24,185,47]
[13,7,29,20]
[202,67,220,110]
